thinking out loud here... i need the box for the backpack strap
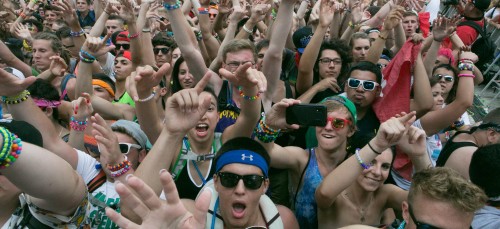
[87,169,106,193]
[458,20,486,38]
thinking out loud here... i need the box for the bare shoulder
[276,204,299,229]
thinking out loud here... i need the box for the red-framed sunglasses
[326,117,351,129]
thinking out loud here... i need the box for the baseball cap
[473,0,491,12]
[111,120,151,150]
[293,26,313,54]
[115,31,130,43]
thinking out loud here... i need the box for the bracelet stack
[164,1,181,10]
[355,148,371,170]
[2,90,30,104]
[0,127,22,169]
[79,49,96,64]
[195,30,203,41]
[238,86,261,101]
[458,59,474,72]
[107,156,132,178]
[70,30,85,37]
[70,116,88,131]
[254,115,280,143]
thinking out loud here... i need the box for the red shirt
[442,19,484,49]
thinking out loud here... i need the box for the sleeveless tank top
[436,131,478,167]
[294,148,323,229]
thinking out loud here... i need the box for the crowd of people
[0,0,499,228]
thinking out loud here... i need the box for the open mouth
[232,202,246,219]
[321,134,335,139]
[195,123,209,137]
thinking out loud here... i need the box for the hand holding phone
[286,104,327,126]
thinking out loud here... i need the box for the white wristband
[242,24,253,34]
[137,91,156,102]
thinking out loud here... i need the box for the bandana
[32,98,61,108]
[216,150,269,177]
[92,79,115,97]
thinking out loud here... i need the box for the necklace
[343,191,374,223]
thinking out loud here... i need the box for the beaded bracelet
[164,1,181,10]
[80,49,96,60]
[70,30,85,37]
[19,12,27,19]
[107,156,132,178]
[355,148,371,170]
[79,52,95,64]
[254,115,280,143]
[238,86,261,101]
[194,30,203,41]
[70,116,88,131]
[0,127,22,169]
[198,7,209,14]
[458,73,475,78]
[0,127,14,160]
[137,91,156,102]
[2,90,30,104]
[128,32,140,39]
[458,62,474,71]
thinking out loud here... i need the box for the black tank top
[176,160,216,200]
[436,131,478,167]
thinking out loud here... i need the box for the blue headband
[215,150,269,177]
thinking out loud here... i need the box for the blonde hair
[408,167,487,213]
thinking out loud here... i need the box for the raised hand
[82,33,115,58]
[371,111,416,151]
[72,93,94,119]
[229,4,245,24]
[49,56,68,77]
[350,0,362,25]
[219,62,267,92]
[319,0,335,28]
[127,64,171,101]
[411,33,424,44]
[106,172,211,229]
[0,67,36,96]
[265,98,302,130]
[163,72,212,134]
[118,0,136,23]
[218,0,232,14]
[91,113,124,165]
[14,23,32,41]
[249,3,271,24]
[397,125,427,158]
[432,15,456,42]
[459,49,478,64]
[383,6,404,31]
[51,0,79,27]
[105,0,120,15]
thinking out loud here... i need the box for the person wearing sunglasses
[256,95,357,228]
[469,144,500,229]
[436,108,500,179]
[152,33,175,68]
[400,167,487,229]
[316,112,433,228]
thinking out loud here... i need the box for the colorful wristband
[0,127,22,169]
[163,1,181,10]
[238,86,261,101]
[458,73,475,78]
[2,90,30,104]
[70,116,88,131]
[355,148,371,170]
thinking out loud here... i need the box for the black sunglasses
[217,172,265,190]
[347,78,378,91]
[115,44,130,50]
[153,47,169,55]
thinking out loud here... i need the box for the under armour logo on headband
[241,154,253,161]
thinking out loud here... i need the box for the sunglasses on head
[327,117,351,129]
[119,143,142,154]
[115,44,130,50]
[153,47,169,55]
[347,78,379,91]
[434,74,454,82]
[217,172,265,190]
